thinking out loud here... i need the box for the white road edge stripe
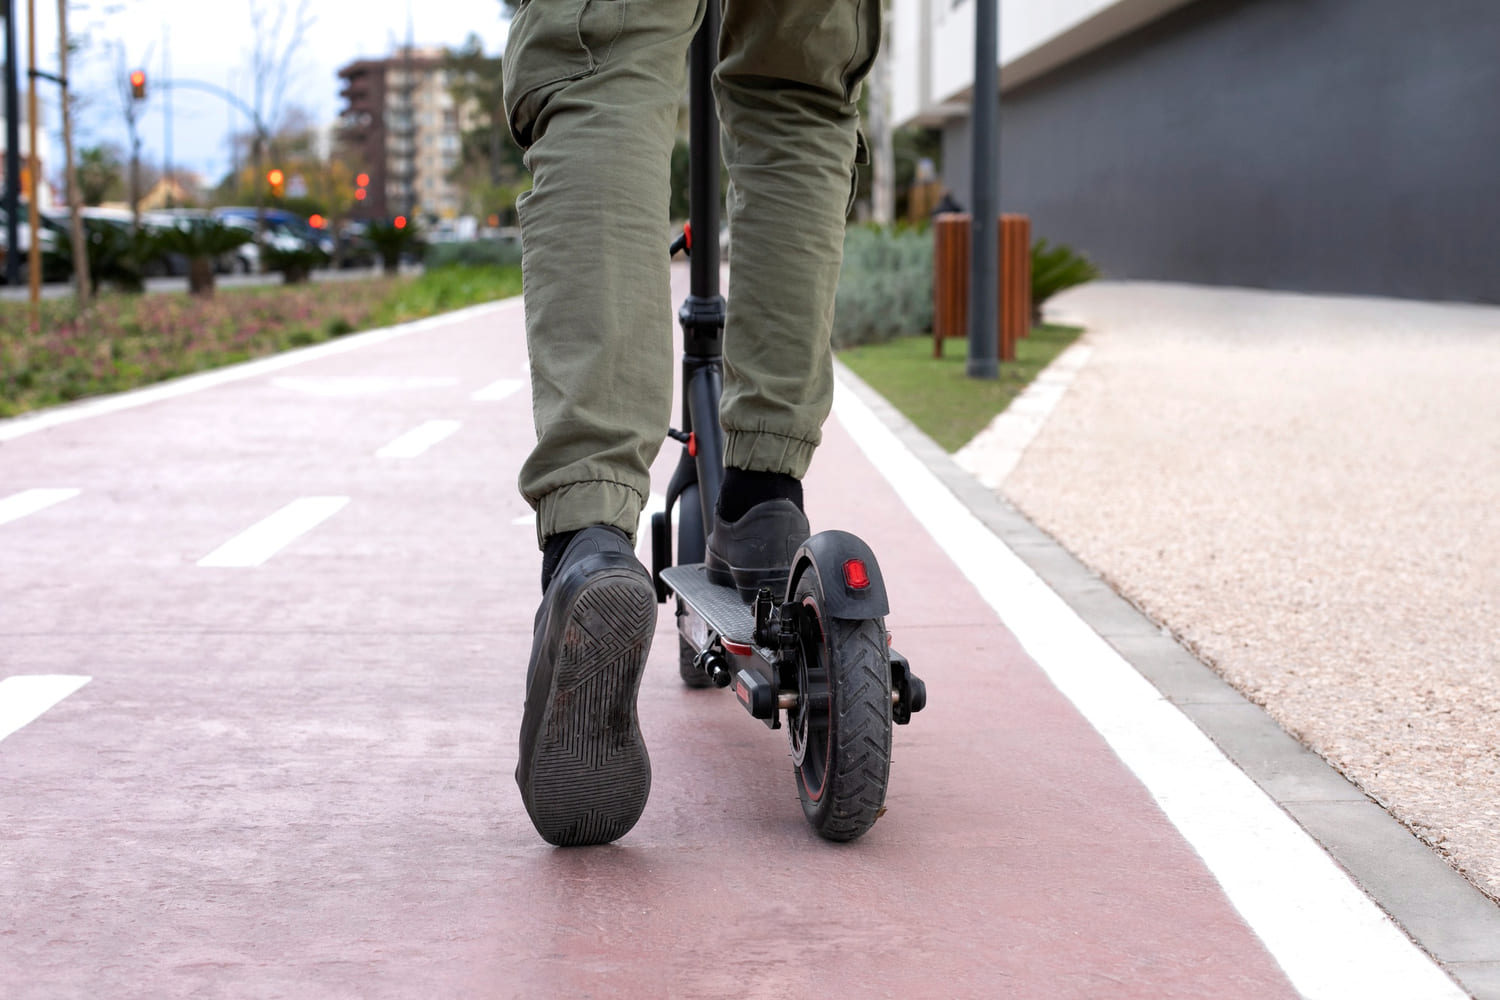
[829,375,1466,1000]
[0,675,91,743]
[198,497,350,568]
[0,298,522,443]
[472,378,524,402]
[0,488,82,527]
[376,420,462,459]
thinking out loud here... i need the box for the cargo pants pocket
[502,0,626,149]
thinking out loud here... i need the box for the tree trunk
[188,256,214,295]
[58,0,90,303]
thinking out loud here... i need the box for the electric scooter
[651,6,927,843]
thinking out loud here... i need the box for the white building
[887,0,1500,303]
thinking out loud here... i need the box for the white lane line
[198,497,350,568]
[472,378,524,402]
[830,376,1466,1000]
[0,488,81,527]
[271,375,459,396]
[376,420,462,459]
[0,297,523,443]
[0,675,90,743]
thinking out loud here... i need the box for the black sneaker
[517,526,656,847]
[705,499,811,602]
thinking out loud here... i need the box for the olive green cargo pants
[503,0,879,546]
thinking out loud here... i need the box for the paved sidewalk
[0,269,1478,997]
[996,281,1500,966]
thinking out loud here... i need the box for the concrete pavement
[0,268,1477,997]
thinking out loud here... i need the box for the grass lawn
[0,265,522,419]
[838,324,1085,452]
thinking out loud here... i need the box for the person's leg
[505,0,705,553]
[705,0,881,599]
[503,0,703,846]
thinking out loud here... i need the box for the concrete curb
[833,358,1500,1000]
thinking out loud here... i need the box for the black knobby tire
[789,569,892,842]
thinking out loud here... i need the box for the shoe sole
[520,569,655,847]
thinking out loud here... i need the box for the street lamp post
[968,0,1000,379]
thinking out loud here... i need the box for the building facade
[890,0,1500,304]
[337,47,466,222]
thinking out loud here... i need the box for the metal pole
[967,0,999,379]
[687,0,720,300]
[26,0,40,323]
[3,0,20,287]
[162,25,171,209]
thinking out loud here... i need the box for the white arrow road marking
[0,676,90,743]
[376,420,462,459]
[0,488,81,527]
[198,497,350,568]
[270,375,459,396]
[471,378,524,402]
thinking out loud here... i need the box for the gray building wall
[944,0,1500,303]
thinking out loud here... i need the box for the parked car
[0,206,70,283]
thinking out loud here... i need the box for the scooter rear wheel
[788,570,892,842]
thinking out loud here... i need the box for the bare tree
[110,40,153,232]
[58,0,91,301]
[246,0,315,234]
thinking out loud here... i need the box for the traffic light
[267,168,285,198]
[354,172,368,204]
[393,216,407,230]
[129,70,146,100]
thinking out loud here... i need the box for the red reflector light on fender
[844,559,871,590]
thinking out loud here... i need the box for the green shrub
[366,221,424,275]
[261,243,330,284]
[832,223,934,349]
[51,220,159,294]
[424,238,522,270]
[154,219,251,295]
[1032,239,1100,317]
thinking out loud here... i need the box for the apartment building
[889,0,1500,303]
[337,47,466,222]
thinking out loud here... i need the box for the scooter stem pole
[687,0,721,305]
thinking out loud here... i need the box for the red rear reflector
[844,559,871,590]
[684,222,693,250]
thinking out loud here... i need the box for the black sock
[716,467,803,523]
[540,530,579,592]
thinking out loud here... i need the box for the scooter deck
[659,564,756,647]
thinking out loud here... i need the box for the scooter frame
[650,6,925,842]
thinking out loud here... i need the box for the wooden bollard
[931,211,1032,361]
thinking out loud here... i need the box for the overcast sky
[19,0,512,186]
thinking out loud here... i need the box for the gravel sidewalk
[994,281,1500,901]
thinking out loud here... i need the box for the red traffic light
[393,215,407,230]
[355,173,369,188]
[129,70,146,100]
[308,214,325,229]
[354,188,367,201]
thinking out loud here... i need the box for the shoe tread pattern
[527,571,655,847]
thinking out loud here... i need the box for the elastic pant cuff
[534,480,644,549]
[723,429,818,480]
